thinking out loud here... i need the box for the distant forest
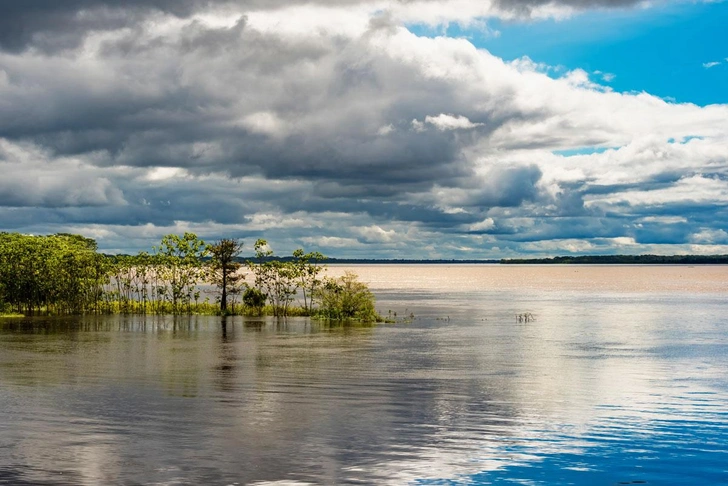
[500,255,728,264]
[208,255,728,265]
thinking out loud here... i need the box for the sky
[0,0,727,258]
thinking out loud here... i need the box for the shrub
[243,287,267,316]
[314,272,378,322]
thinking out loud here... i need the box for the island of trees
[0,232,378,321]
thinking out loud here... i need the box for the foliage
[247,239,298,317]
[314,272,378,322]
[501,254,728,264]
[208,239,245,313]
[0,297,11,314]
[246,240,328,318]
[105,252,168,315]
[292,248,325,313]
[0,232,108,315]
[155,233,209,314]
[242,287,266,315]
[0,231,379,322]
[101,299,220,316]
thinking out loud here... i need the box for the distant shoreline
[182,255,728,265]
[500,255,728,265]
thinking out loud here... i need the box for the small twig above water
[516,312,535,323]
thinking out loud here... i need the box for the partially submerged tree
[315,272,378,322]
[208,239,244,314]
[0,232,107,315]
[242,286,266,316]
[155,233,208,314]
[248,239,298,317]
[292,248,326,313]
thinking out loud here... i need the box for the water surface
[1,265,727,485]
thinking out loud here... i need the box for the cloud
[353,225,399,243]
[690,228,728,244]
[0,139,127,208]
[301,235,364,248]
[467,218,495,232]
[0,1,726,257]
[0,0,662,54]
[703,61,721,69]
[424,114,484,131]
[594,70,615,82]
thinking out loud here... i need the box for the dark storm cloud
[632,223,691,244]
[492,0,643,16]
[467,165,542,208]
[486,216,625,242]
[0,0,204,53]
[0,0,650,53]
[581,171,686,196]
[0,17,504,197]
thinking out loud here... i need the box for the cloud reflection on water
[0,266,727,484]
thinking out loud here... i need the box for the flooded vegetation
[0,232,378,321]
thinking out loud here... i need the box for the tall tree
[155,233,208,314]
[292,248,326,313]
[248,239,297,317]
[208,239,244,313]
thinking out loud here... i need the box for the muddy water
[1,265,727,485]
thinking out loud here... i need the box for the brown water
[330,263,728,293]
[1,265,727,485]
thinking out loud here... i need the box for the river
[1,265,727,485]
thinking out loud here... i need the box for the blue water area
[416,413,728,485]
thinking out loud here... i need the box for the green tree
[292,248,326,313]
[0,232,109,315]
[155,233,208,314]
[248,239,297,317]
[242,286,266,315]
[208,239,244,313]
[315,272,378,322]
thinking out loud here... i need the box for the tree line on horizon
[0,232,378,321]
[501,254,728,264]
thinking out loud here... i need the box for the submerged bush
[314,272,378,322]
[242,287,267,316]
[0,297,10,315]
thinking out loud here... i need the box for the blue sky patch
[408,2,728,106]
[553,146,620,157]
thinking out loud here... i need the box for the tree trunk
[221,267,227,312]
